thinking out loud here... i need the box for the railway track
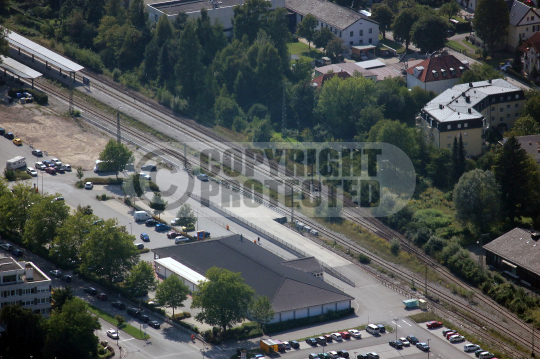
[21,69,535,357]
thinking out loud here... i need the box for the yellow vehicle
[12,138,22,146]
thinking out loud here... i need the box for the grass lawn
[462,40,479,51]
[87,303,150,340]
[378,35,405,53]
[446,40,468,52]
[287,41,323,62]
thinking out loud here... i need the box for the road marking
[119,338,136,343]
[402,320,412,326]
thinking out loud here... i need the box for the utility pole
[117,106,122,143]
[68,84,74,115]
[184,143,187,169]
[425,264,428,296]
[427,339,431,359]
[395,318,398,341]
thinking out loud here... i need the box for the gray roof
[483,227,540,275]
[512,135,540,164]
[151,0,244,14]
[507,0,533,27]
[282,257,323,273]
[423,79,520,122]
[152,235,352,312]
[285,0,377,30]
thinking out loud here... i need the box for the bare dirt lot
[0,87,108,170]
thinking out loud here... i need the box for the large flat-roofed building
[419,79,525,156]
[147,0,285,36]
[0,257,52,315]
[286,0,379,47]
[152,234,353,323]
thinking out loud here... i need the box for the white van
[6,156,26,170]
[479,352,495,359]
[133,211,151,222]
[366,324,380,335]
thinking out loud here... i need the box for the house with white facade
[506,0,540,51]
[519,31,540,73]
[406,55,469,94]
[285,0,379,48]
[0,257,52,315]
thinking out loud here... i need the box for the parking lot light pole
[427,339,430,359]
[129,221,132,235]
[395,318,398,341]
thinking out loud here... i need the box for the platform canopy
[6,30,84,72]
[0,56,42,79]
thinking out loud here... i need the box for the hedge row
[8,87,48,105]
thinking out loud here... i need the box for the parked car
[140,233,150,242]
[475,349,487,357]
[155,223,170,231]
[316,336,327,345]
[478,352,495,359]
[26,167,37,177]
[145,219,158,227]
[54,197,64,202]
[406,335,419,344]
[399,337,410,346]
[331,333,343,341]
[340,331,351,339]
[12,138,21,146]
[139,172,151,180]
[45,167,56,174]
[42,160,55,168]
[442,328,455,336]
[348,329,361,338]
[140,314,150,323]
[324,334,333,343]
[65,164,71,171]
[445,331,457,339]
[282,341,291,350]
[0,243,13,251]
[56,166,66,173]
[167,231,181,239]
[197,173,209,181]
[416,342,430,351]
[389,340,402,349]
[149,320,161,329]
[111,301,126,309]
[377,324,386,333]
[4,132,14,139]
[97,293,108,301]
[327,351,339,359]
[0,127,4,135]
[84,287,97,295]
[32,149,43,157]
[127,308,141,317]
[309,354,319,359]
[289,340,299,349]
[175,236,189,244]
[141,164,157,171]
[107,329,119,339]
[337,350,349,358]
[51,158,62,166]
[306,338,318,346]
[464,344,481,352]
[50,269,62,277]
[318,353,330,359]
[449,335,465,343]
[135,243,144,250]
[61,274,72,282]
[366,354,379,359]
[85,182,93,189]
[426,321,443,329]
[12,248,23,257]
[35,162,46,170]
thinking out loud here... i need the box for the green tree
[494,136,540,224]
[458,62,504,84]
[504,115,540,137]
[368,119,419,159]
[411,15,449,54]
[149,192,168,219]
[371,4,394,40]
[123,172,146,204]
[214,89,241,128]
[98,139,133,179]
[23,194,70,251]
[473,0,509,53]
[176,203,197,227]
[453,169,501,232]
[297,14,318,48]
[232,0,272,44]
[313,27,334,51]
[175,21,204,100]
[2,182,40,233]
[325,36,346,62]
[44,298,101,359]
[392,8,419,52]
[0,304,45,358]
[52,286,75,312]
[51,210,96,267]
[426,147,452,188]
[196,8,227,66]
[155,274,190,317]
[249,296,275,333]
[126,261,157,299]
[80,218,139,282]
[143,37,160,80]
[0,0,10,15]
[76,166,84,180]
[156,14,174,47]
[439,2,460,20]
[128,0,148,30]
[523,93,540,124]
[191,267,255,333]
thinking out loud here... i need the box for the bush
[358,253,371,264]
[455,21,471,33]
[8,88,48,105]
[63,43,104,72]
[112,68,121,82]
[390,238,400,256]
[4,168,15,181]
[120,71,140,90]
[172,97,188,114]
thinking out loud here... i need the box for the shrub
[172,97,188,114]
[358,253,371,264]
[63,43,104,72]
[98,348,106,355]
[4,168,15,181]
[120,71,140,90]
[8,88,48,105]
[390,238,400,256]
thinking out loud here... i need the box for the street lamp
[395,318,398,341]
[129,221,133,235]
[427,338,431,359]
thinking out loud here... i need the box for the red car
[44,167,56,174]
[426,321,443,329]
[324,334,333,343]
[97,293,108,301]
[446,332,459,339]
[340,331,351,339]
[167,231,181,239]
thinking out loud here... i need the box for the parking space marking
[401,320,411,326]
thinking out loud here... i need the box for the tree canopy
[155,274,190,316]
[371,4,394,39]
[250,296,275,332]
[99,139,133,179]
[0,305,45,359]
[297,14,318,48]
[411,15,449,54]
[457,63,503,84]
[175,203,198,227]
[473,0,509,53]
[392,8,419,51]
[126,261,157,299]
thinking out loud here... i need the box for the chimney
[468,108,472,113]
[488,79,492,84]
[469,82,473,87]
[462,92,466,97]
[26,267,33,280]
[466,96,471,103]
[439,104,444,109]
[532,233,540,241]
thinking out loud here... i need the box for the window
[350,41,353,45]
[369,28,372,33]
[359,39,363,43]
[360,30,363,36]
[500,108,504,113]
[458,124,462,128]
[2,275,16,283]
[507,114,511,119]
[491,107,495,111]
[516,113,520,118]
[300,15,303,21]
[492,98,495,103]
[464,123,468,128]
[516,103,519,108]
[516,94,520,99]
[500,96,504,101]
[447,135,452,139]
[447,144,451,148]
[533,16,535,20]
[464,142,468,146]
[491,116,495,121]
[350,31,353,36]
[339,31,341,37]
[527,27,529,32]
[500,117,504,121]
[368,38,372,43]
[527,17,530,21]
[447,125,451,129]
[464,132,468,137]
[507,104,511,109]
[508,95,511,100]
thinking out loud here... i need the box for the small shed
[418,299,427,310]
[260,339,279,353]
[403,299,419,308]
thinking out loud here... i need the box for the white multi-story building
[286,0,379,48]
[0,257,52,315]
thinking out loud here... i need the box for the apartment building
[506,0,540,51]
[419,79,525,156]
[0,257,52,315]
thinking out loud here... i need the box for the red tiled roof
[311,71,351,87]
[519,32,540,53]
[406,55,468,83]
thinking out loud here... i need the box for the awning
[502,259,517,269]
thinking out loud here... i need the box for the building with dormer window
[406,55,470,94]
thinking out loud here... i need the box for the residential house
[511,135,540,167]
[506,0,540,51]
[519,31,540,73]
[285,0,379,47]
[311,71,351,88]
[314,63,377,81]
[406,55,470,94]
[419,79,525,156]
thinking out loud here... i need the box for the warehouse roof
[6,30,84,72]
[281,257,323,274]
[285,0,377,31]
[155,257,207,284]
[150,0,244,14]
[483,227,540,275]
[152,235,352,312]
[0,56,42,79]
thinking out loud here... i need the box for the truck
[403,299,419,309]
[133,211,151,222]
[6,156,26,170]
